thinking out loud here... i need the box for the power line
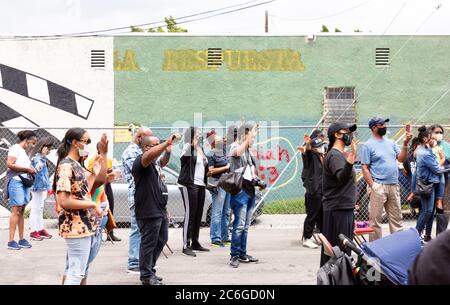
[129,0,276,33]
[270,0,371,22]
[382,1,407,35]
[0,0,272,38]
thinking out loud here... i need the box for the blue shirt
[31,153,51,191]
[416,146,444,184]
[360,137,400,184]
[121,142,142,209]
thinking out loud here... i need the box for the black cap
[327,122,357,138]
[310,129,324,139]
[311,137,326,148]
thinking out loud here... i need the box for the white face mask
[315,146,326,154]
[78,144,91,157]
[434,133,443,142]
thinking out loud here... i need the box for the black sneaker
[230,256,239,268]
[192,245,210,252]
[182,247,197,257]
[211,241,225,247]
[239,255,259,263]
[142,276,163,285]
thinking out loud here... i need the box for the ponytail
[417,125,431,145]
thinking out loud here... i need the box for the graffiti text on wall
[114,50,140,71]
[162,49,305,72]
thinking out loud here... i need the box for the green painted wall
[114,35,450,126]
[113,35,450,202]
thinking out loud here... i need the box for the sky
[0,0,448,36]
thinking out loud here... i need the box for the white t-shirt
[8,144,31,181]
[194,154,206,186]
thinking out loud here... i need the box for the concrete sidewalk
[0,215,423,285]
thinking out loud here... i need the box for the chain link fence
[1,125,449,229]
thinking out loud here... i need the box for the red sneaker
[38,229,52,239]
[30,231,43,241]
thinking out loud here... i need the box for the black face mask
[341,133,353,146]
[377,127,387,136]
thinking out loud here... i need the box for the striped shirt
[121,142,142,209]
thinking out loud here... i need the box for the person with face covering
[429,124,449,215]
[178,127,210,257]
[206,131,231,247]
[228,123,260,268]
[29,137,55,241]
[6,130,38,250]
[360,117,412,241]
[298,129,327,249]
[320,122,357,267]
[414,126,450,242]
[53,128,108,285]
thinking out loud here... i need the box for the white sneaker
[303,238,319,249]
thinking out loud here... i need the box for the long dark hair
[52,128,87,192]
[17,130,37,142]
[417,125,431,145]
[30,136,54,159]
[430,124,444,134]
[184,126,199,145]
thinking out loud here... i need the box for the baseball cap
[310,129,324,139]
[327,122,357,138]
[311,137,326,148]
[368,116,390,129]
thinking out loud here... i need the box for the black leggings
[179,184,206,249]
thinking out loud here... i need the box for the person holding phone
[228,123,260,268]
[178,127,210,257]
[360,117,412,241]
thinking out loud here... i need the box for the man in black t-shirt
[132,133,179,285]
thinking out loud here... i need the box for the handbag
[218,151,252,195]
[106,209,117,233]
[416,179,433,196]
[206,177,219,192]
[19,174,34,188]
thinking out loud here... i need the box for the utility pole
[265,10,269,33]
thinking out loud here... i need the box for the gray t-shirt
[229,142,257,195]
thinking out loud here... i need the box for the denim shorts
[8,178,31,206]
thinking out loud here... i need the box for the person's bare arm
[232,125,258,157]
[7,156,35,174]
[57,191,97,211]
[141,134,177,168]
[208,164,230,176]
[92,134,109,189]
[362,164,374,188]
[397,130,412,163]
[159,145,172,168]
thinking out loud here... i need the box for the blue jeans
[416,183,440,236]
[230,190,255,258]
[64,216,108,279]
[128,207,140,269]
[210,187,231,243]
[64,236,92,285]
[436,174,445,199]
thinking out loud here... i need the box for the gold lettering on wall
[163,49,305,72]
[114,50,140,71]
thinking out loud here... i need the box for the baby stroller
[317,228,422,285]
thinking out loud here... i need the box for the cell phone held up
[406,124,411,133]
[171,134,182,144]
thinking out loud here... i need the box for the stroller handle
[339,234,362,256]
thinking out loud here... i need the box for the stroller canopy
[361,228,422,285]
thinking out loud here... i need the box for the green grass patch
[263,198,305,214]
